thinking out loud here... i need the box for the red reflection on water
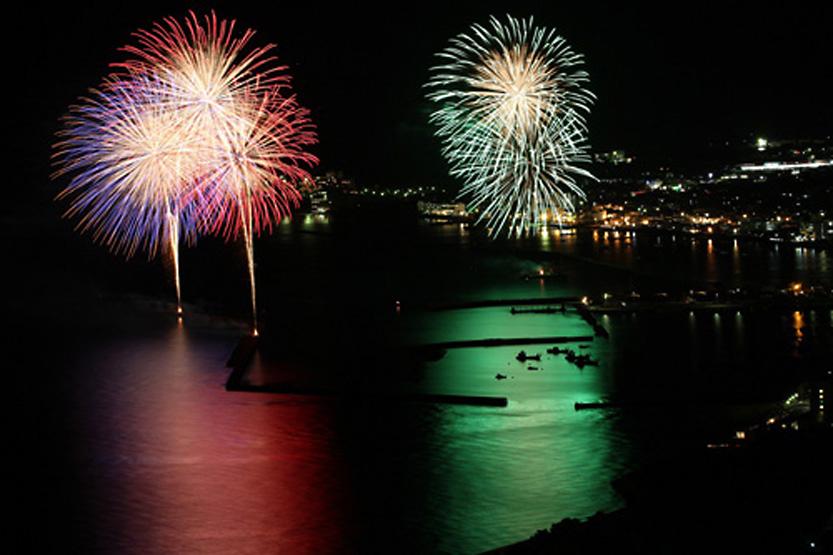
[78,325,352,553]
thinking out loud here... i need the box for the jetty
[426,296,581,311]
[226,378,508,407]
[510,305,566,314]
[413,335,593,351]
[224,334,508,407]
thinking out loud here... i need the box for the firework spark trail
[119,11,318,331]
[53,12,318,330]
[52,76,204,309]
[167,210,182,312]
[53,79,200,313]
[426,15,596,237]
[194,92,315,241]
[192,90,316,331]
[241,195,257,333]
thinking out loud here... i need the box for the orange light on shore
[253,328,259,337]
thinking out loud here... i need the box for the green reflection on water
[398,305,624,552]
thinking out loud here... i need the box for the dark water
[10,212,832,553]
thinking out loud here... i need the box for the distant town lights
[739,160,833,172]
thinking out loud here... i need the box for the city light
[756,137,768,151]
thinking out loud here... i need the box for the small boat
[495,373,508,380]
[527,366,540,371]
[572,354,599,368]
[516,350,541,362]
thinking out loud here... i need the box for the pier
[413,335,594,351]
[576,303,610,338]
[426,296,581,311]
[225,378,508,407]
[224,334,510,407]
[510,305,566,314]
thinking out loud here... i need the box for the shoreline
[485,393,832,555]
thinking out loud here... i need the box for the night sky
[14,1,833,203]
